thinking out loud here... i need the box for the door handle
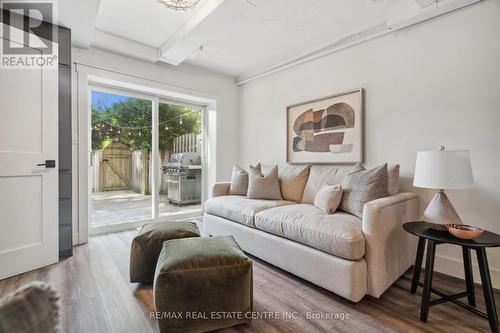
[37,160,56,168]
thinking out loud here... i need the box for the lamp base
[422,191,463,229]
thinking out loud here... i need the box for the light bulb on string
[179,118,183,125]
[165,125,169,131]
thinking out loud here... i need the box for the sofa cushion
[254,204,365,260]
[340,164,389,218]
[205,196,295,227]
[247,165,283,200]
[261,164,311,203]
[301,165,361,204]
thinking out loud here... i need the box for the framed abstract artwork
[287,88,363,164]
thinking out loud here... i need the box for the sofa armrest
[362,192,419,298]
[211,182,231,198]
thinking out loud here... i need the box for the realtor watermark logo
[1,1,58,69]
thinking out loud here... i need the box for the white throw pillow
[247,165,282,200]
[314,184,343,214]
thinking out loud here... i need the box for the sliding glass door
[91,90,153,228]
[89,86,204,232]
[158,102,203,218]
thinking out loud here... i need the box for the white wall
[71,47,239,243]
[238,1,500,286]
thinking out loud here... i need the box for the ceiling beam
[158,0,226,65]
[237,0,482,85]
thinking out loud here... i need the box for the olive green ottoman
[130,222,200,283]
[154,236,253,333]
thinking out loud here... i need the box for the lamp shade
[413,149,473,189]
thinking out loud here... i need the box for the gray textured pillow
[247,165,283,200]
[0,282,59,333]
[314,184,343,214]
[340,164,389,218]
[347,163,400,195]
[228,165,249,196]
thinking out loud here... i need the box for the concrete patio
[91,190,202,227]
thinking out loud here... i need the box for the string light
[92,109,197,131]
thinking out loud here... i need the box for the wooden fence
[93,133,201,194]
[171,133,201,154]
[93,143,132,192]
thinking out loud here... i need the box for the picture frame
[286,88,363,164]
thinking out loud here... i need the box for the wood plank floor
[0,230,498,333]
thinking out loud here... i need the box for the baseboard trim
[434,254,500,289]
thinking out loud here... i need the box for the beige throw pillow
[314,184,343,214]
[261,164,311,202]
[228,165,249,196]
[340,164,389,218]
[387,164,400,195]
[228,164,262,196]
[247,165,283,200]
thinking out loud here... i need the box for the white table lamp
[413,146,473,225]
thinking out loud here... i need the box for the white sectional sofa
[203,165,419,302]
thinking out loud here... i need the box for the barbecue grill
[161,152,201,205]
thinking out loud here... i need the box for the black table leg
[462,246,476,307]
[420,240,436,322]
[476,248,499,333]
[411,237,426,294]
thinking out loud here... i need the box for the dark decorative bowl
[446,224,484,240]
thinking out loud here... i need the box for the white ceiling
[183,0,388,78]
[94,0,207,48]
[58,0,470,81]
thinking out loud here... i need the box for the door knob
[37,160,56,168]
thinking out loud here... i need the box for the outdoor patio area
[91,190,202,227]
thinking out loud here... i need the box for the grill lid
[169,152,201,165]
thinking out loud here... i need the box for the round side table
[404,221,500,333]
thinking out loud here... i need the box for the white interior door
[0,34,59,279]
